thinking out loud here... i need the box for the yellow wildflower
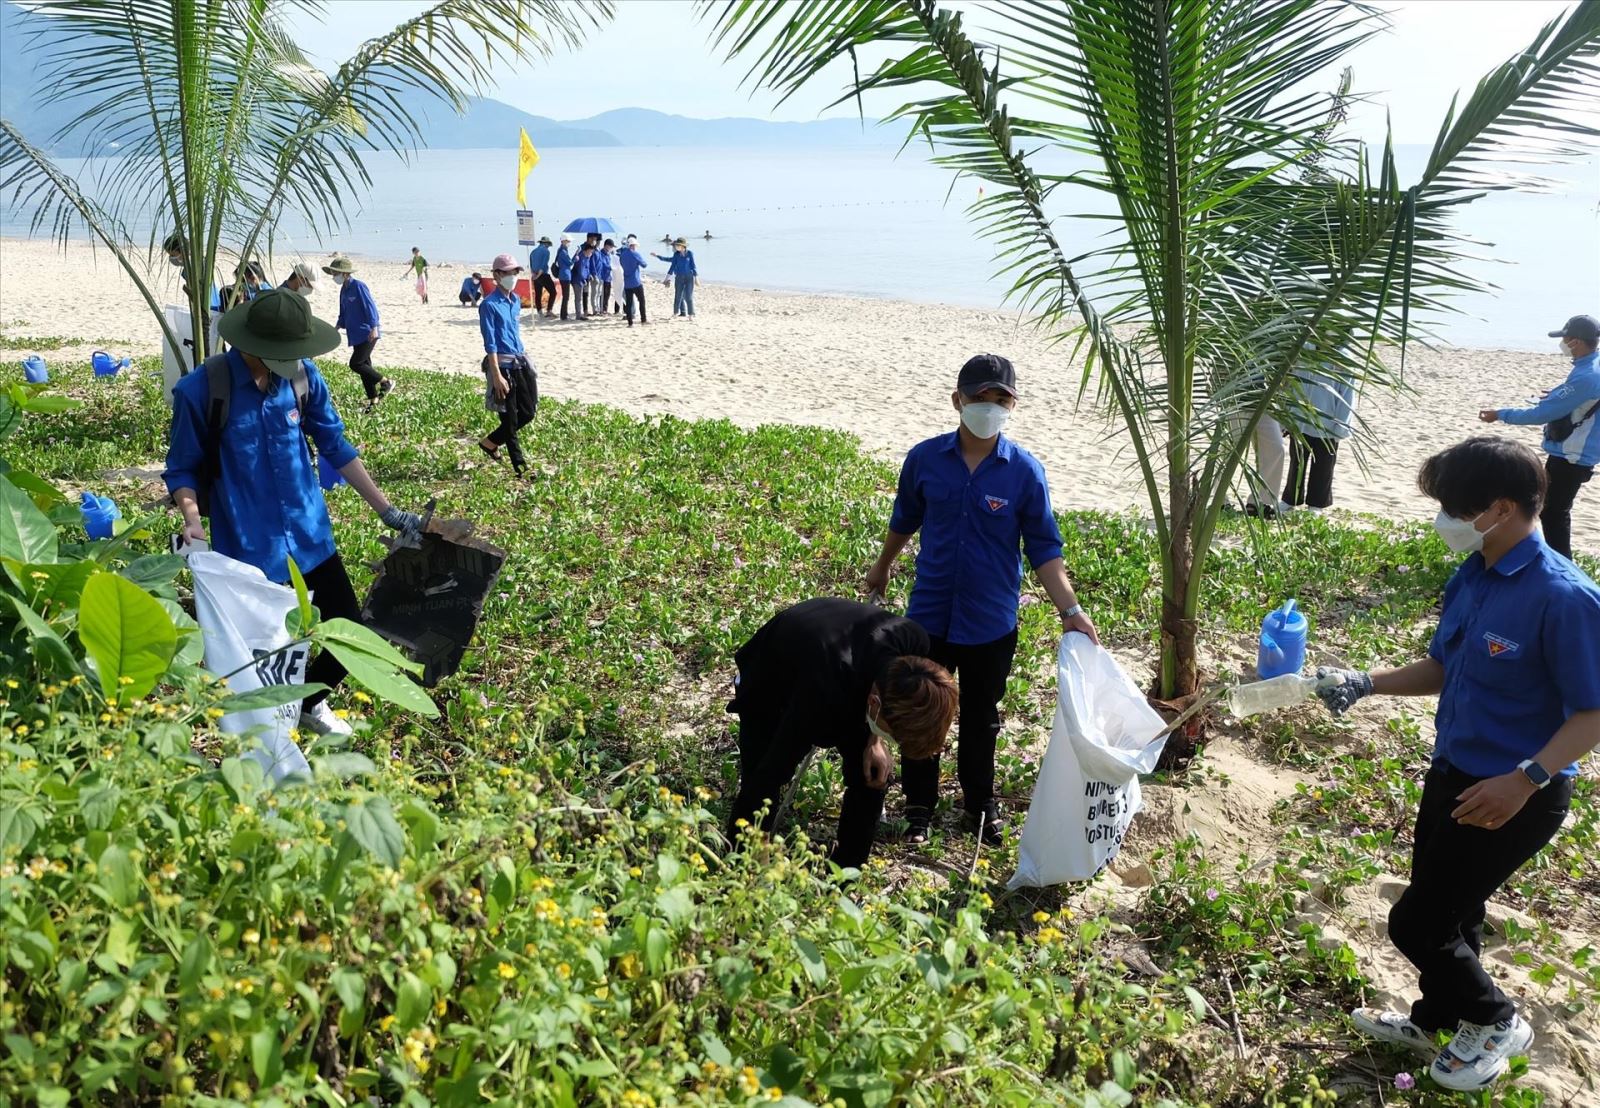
[497,961,517,979]
[737,1067,761,1097]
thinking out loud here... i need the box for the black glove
[1314,667,1373,717]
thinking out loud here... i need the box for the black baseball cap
[957,353,1017,398]
[1548,315,1599,344]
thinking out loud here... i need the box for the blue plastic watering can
[80,492,122,540]
[1256,599,1308,679]
[91,350,131,377]
[23,355,48,383]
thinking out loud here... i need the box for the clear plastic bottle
[1228,673,1319,719]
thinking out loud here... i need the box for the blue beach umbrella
[563,216,617,235]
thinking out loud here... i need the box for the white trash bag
[189,551,312,784]
[1006,632,1169,889]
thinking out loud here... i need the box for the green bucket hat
[216,288,341,364]
[321,256,356,275]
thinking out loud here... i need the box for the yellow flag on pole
[517,128,540,206]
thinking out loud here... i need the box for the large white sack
[1006,633,1168,890]
[189,551,312,784]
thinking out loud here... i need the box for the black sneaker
[961,801,1006,845]
[377,378,395,402]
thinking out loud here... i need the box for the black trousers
[601,280,614,313]
[485,356,538,473]
[302,553,364,709]
[348,339,383,399]
[1388,762,1571,1032]
[1284,435,1340,508]
[533,273,556,312]
[727,688,885,871]
[1541,456,1592,560]
[902,628,1018,815]
[458,292,480,306]
[557,279,572,320]
[624,285,647,324]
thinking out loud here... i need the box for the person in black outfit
[726,598,958,868]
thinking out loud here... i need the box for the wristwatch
[1517,759,1552,790]
[1060,604,1084,620]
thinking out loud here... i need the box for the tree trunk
[1154,473,1205,772]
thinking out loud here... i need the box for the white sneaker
[301,700,353,738]
[1350,1008,1435,1055]
[1429,1013,1534,1091]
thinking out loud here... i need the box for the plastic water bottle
[1229,673,1320,719]
[80,492,122,539]
[1256,599,1308,679]
[22,355,48,383]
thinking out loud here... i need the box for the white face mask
[1432,508,1502,554]
[262,357,303,379]
[960,401,1011,439]
[167,254,184,268]
[332,273,347,285]
[865,705,894,744]
[496,273,517,291]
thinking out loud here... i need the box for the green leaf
[4,558,96,611]
[0,476,58,563]
[655,886,694,928]
[331,968,366,1014]
[18,394,81,414]
[215,682,327,715]
[35,1088,69,1108]
[794,938,828,986]
[78,573,177,701]
[328,642,438,718]
[251,1027,283,1085]
[5,594,78,675]
[0,804,43,853]
[395,972,431,1030]
[219,756,265,802]
[0,466,65,506]
[120,553,186,596]
[96,844,140,909]
[315,751,376,779]
[80,782,121,831]
[571,1058,616,1077]
[766,1044,806,1092]
[156,597,204,667]
[345,797,406,867]
[287,555,315,637]
[180,936,213,991]
[398,798,441,852]
[644,926,669,975]
[318,618,422,674]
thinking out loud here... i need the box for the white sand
[2,236,1593,555]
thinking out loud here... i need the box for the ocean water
[8,144,1597,349]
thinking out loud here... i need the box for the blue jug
[317,453,346,491]
[1256,599,1308,679]
[91,350,130,377]
[22,355,48,383]
[80,492,122,540]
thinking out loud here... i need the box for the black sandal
[478,442,502,463]
[904,806,934,845]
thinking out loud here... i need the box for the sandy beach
[3,236,1593,555]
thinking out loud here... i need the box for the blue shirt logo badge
[984,495,1009,513]
[286,407,301,426]
[1483,632,1519,658]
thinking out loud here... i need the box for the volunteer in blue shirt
[574,243,595,320]
[323,256,393,407]
[1479,314,1600,559]
[553,236,574,321]
[458,273,483,307]
[653,238,699,318]
[597,240,616,315]
[476,252,538,478]
[528,236,555,317]
[164,290,423,738]
[865,353,1098,844]
[618,235,649,326]
[1315,436,1600,1093]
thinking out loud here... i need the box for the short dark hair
[1418,436,1546,520]
[878,656,958,760]
[603,238,614,247]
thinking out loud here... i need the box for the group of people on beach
[451,233,701,325]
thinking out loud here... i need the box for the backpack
[190,352,309,517]
[1546,398,1599,445]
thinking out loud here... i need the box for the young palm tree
[705,0,1600,719]
[0,0,610,363]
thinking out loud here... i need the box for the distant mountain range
[0,0,886,155]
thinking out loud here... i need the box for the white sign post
[516,210,537,246]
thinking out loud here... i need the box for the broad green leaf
[766,1044,806,1092]
[215,682,327,715]
[155,597,204,667]
[219,757,264,802]
[78,573,177,701]
[179,936,213,991]
[794,938,828,986]
[395,972,431,1030]
[96,844,140,908]
[287,556,315,638]
[0,805,43,853]
[644,926,669,975]
[5,594,78,675]
[0,465,65,506]
[331,968,366,1014]
[0,476,57,564]
[345,797,406,867]
[572,1058,616,1077]
[656,886,694,928]
[314,751,376,779]
[318,617,422,674]
[4,558,95,611]
[18,394,81,414]
[120,553,186,596]
[398,797,441,852]
[80,783,120,831]
[328,643,438,718]
[251,1028,283,1085]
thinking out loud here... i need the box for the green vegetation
[3,361,1597,1106]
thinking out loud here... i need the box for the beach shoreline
[2,234,1593,554]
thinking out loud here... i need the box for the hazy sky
[287,0,1585,143]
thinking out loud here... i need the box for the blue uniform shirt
[163,350,359,584]
[554,246,573,281]
[655,250,697,276]
[1497,351,1600,467]
[478,288,524,356]
[459,276,481,299]
[1427,532,1600,778]
[618,247,648,289]
[529,244,551,273]
[334,277,380,347]
[574,252,593,281]
[889,431,1065,645]
[596,251,613,281]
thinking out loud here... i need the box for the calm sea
[8,144,1597,349]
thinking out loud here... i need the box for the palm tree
[704,0,1600,718]
[0,0,610,364]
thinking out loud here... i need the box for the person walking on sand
[475,253,538,479]
[528,236,555,317]
[163,290,425,742]
[727,598,958,869]
[1315,436,1600,1093]
[554,235,574,321]
[1479,314,1600,560]
[1283,368,1357,511]
[403,247,429,304]
[597,239,616,315]
[323,257,393,407]
[618,235,649,327]
[653,237,699,318]
[865,353,1099,846]
[459,273,483,307]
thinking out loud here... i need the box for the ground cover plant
[3,360,1597,1106]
